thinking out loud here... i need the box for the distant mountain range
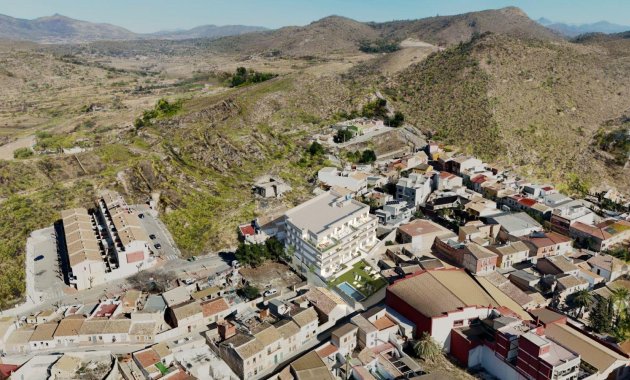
[0,13,267,43]
[537,17,630,37]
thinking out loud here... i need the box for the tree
[241,285,260,300]
[359,149,377,164]
[334,129,354,143]
[265,237,287,262]
[361,98,388,119]
[611,287,629,319]
[564,173,591,198]
[387,111,405,127]
[308,141,325,156]
[589,295,614,333]
[413,332,441,361]
[569,289,594,318]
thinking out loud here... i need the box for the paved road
[2,253,231,318]
[134,205,180,261]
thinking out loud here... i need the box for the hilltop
[375,6,561,46]
[206,7,561,57]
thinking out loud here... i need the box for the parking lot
[134,205,181,262]
[26,227,69,303]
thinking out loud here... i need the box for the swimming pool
[337,281,365,302]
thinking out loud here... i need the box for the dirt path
[0,135,35,160]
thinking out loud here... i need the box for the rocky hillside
[208,15,381,57]
[375,7,561,46]
[392,32,630,191]
[207,7,560,57]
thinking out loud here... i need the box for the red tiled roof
[162,369,194,380]
[93,303,118,318]
[571,222,611,240]
[521,233,571,248]
[518,198,537,207]
[439,171,455,179]
[201,297,229,318]
[126,251,145,264]
[134,348,160,369]
[316,343,338,358]
[542,186,554,191]
[373,315,396,331]
[471,175,488,184]
[239,224,255,237]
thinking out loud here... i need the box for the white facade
[285,192,377,278]
[396,173,432,206]
[431,306,494,352]
[469,345,524,380]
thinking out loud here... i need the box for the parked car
[187,256,197,262]
[183,278,195,285]
[138,213,144,219]
[34,255,44,261]
[154,243,162,250]
[263,288,278,297]
[149,234,156,240]
[231,260,241,269]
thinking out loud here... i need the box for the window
[453,319,464,327]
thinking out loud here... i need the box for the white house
[396,173,432,206]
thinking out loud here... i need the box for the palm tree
[571,289,594,318]
[611,287,629,319]
[413,332,441,362]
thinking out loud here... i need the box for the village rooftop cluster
[1,118,630,380]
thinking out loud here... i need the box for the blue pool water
[337,281,365,302]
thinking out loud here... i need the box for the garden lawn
[329,260,387,298]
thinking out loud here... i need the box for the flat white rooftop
[285,192,368,234]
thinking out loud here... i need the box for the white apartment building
[97,191,154,277]
[285,191,377,278]
[61,208,107,291]
[60,191,154,291]
[396,173,432,206]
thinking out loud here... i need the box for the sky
[0,0,629,33]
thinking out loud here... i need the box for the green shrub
[334,129,354,143]
[362,98,388,119]
[229,67,277,87]
[13,147,33,159]
[359,39,400,53]
[134,98,182,130]
[308,141,326,156]
[241,285,260,300]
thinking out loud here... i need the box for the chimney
[218,321,236,340]
[259,308,269,319]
